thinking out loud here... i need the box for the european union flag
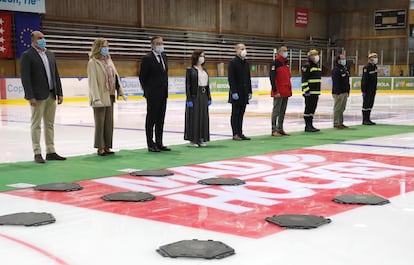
[14,12,41,58]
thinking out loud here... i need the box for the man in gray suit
[20,31,66,163]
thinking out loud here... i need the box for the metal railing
[42,20,332,63]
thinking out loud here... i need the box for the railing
[42,20,332,63]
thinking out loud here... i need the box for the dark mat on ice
[0,212,56,226]
[333,194,390,205]
[101,192,155,202]
[130,170,173,177]
[157,239,235,259]
[266,214,331,229]
[34,182,83,192]
[197,177,245,185]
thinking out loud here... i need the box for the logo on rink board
[8,149,414,238]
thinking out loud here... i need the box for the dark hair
[279,44,287,49]
[151,36,162,45]
[335,54,342,65]
[191,49,204,66]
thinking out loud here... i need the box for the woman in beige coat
[87,38,126,156]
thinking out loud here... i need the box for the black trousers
[231,103,246,136]
[362,90,376,110]
[304,95,319,115]
[145,97,167,147]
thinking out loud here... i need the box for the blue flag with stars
[14,12,41,58]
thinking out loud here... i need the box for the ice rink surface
[1,93,414,265]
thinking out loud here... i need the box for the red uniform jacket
[269,55,292,98]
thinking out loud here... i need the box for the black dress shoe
[158,146,171,151]
[240,134,251,140]
[34,154,45,163]
[46,153,66,161]
[104,149,115,155]
[97,150,107,156]
[148,146,161,152]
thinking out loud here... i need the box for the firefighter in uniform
[301,49,321,132]
[361,53,378,125]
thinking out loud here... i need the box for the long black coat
[227,56,252,104]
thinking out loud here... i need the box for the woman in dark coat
[184,50,211,147]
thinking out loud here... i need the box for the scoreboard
[374,9,407,29]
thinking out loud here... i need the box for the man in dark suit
[20,31,66,163]
[139,36,171,152]
[228,43,252,141]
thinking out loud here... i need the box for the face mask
[155,45,164,54]
[37,39,46,49]
[372,58,378,64]
[313,55,320,63]
[281,52,288,58]
[101,47,109,56]
[198,56,205,64]
[340,59,346,66]
[240,49,247,58]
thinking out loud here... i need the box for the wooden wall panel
[221,0,279,36]
[286,0,328,10]
[282,6,328,39]
[332,0,408,12]
[45,0,139,24]
[327,0,408,67]
[410,10,414,25]
[0,60,17,76]
[143,0,217,30]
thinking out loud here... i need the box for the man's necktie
[158,55,165,70]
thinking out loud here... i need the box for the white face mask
[198,56,205,64]
[313,55,320,63]
[240,49,247,58]
[372,58,378,64]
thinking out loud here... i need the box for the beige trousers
[31,93,56,155]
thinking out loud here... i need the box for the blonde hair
[89,38,108,59]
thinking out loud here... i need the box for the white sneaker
[188,142,199,147]
[198,142,207,147]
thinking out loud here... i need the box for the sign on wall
[0,0,46,14]
[374,9,406,29]
[295,8,308,28]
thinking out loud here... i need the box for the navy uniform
[301,49,322,132]
[361,53,378,125]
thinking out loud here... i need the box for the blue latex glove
[362,92,366,98]
[208,100,211,106]
[304,92,310,97]
[186,101,193,107]
[248,93,252,100]
[232,93,239,100]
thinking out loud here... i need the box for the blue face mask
[101,47,109,56]
[155,45,164,54]
[281,52,288,58]
[340,59,346,66]
[37,39,46,49]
